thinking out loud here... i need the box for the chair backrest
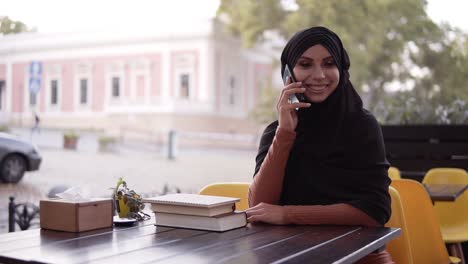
[388,167,401,180]
[391,179,451,264]
[385,186,413,264]
[423,168,468,185]
[198,182,250,210]
[422,168,468,234]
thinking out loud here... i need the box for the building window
[180,74,190,98]
[229,76,236,105]
[29,92,37,106]
[112,77,120,98]
[50,80,58,105]
[136,75,145,97]
[80,78,88,104]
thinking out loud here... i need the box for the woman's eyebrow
[299,55,334,61]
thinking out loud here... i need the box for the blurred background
[0,0,467,233]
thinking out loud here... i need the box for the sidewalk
[12,127,109,153]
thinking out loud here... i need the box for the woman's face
[293,44,340,103]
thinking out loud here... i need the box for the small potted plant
[98,136,117,152]
[63,131,79,150]
[0,124,10,132]
[113,178,148,220]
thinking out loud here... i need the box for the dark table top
[425,184,468,202]
[0,219,400,264]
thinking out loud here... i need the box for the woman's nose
[311,67,325,79]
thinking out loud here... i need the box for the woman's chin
[305,94,328,103]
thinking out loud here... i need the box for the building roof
[0,18,220,55]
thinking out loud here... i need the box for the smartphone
[282,64,306,103]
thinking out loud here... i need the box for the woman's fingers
[278,87,306,109]
[285,80,301,89]
[245,208,264,216]
[278,102,311,111]
[247,213,267,223]
[279,82,302,98]
[246,207,265,223]
[280,83,303,98]
[245,203,267,216]
[285,87,306,96]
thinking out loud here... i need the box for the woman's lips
[304,84,329,92]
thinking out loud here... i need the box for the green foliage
[0,16,29,35]
[64,131,79,139]
[374,94,468,124]
[0,124,10,132]
[435,99,468,124]
[248,70,279,125]
[98,136,117,145]
[218,0,468,124]
[217,0,285,47]
[411,25,468,102]
[98,136,117,152]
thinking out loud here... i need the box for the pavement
[0,127,258,234]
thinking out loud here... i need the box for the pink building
[0,19,272,141]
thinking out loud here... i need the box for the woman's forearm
[249,127,296,207]
[284,203,380,227]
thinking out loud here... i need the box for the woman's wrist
[282,205,292,225]
[276,126,296,139]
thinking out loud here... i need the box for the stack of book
[142,193,247,232]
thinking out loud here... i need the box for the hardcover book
[154,211,247,232]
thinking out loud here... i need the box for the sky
[0,0,467,33]
[0,0,220,33]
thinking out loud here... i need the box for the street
[0,128,257,233]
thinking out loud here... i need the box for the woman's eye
[298,62,311,67]
[324,60,336,67]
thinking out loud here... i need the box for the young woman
[246,26,393,263]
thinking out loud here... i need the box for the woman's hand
[245,202,289,225]
[277,78,311,132]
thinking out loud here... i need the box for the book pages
[143,193,240,208]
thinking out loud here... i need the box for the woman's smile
[304,83,330,93]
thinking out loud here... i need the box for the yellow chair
[388,166,401,180]
[385,186,413,264]
[391,179,460,264]
[423,168,468,262]
[198,182,250,210]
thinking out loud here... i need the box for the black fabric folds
[254,27,391,225]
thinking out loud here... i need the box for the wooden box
[40,198,113,232]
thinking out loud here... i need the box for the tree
[249,73,279,125]
[217,0,285,47]
[218,0,468,124]
[0,16,29,35]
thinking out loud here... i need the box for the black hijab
[254,26,391,225]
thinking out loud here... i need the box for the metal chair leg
[450,243,466,264]
[8,196,16,232]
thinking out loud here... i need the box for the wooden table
[425,184,468,202]
[0,219,400,264]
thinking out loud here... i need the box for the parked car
[0,132,42,183]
